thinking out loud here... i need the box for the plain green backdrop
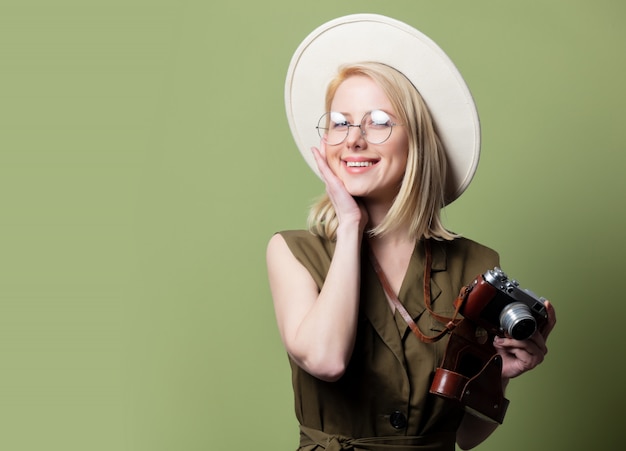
[0,0,624,450]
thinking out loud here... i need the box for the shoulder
[436,237,500,281]
[267,230,335,289]
[277,229,321,245]
[444,236,499,262]
[274,230,335,260]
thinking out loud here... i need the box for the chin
[343,184,371,198]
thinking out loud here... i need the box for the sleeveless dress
[279,230,499,451]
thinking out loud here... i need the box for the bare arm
[267,144,368,382]
[267,225,361,381]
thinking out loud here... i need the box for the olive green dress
[279,230,499,451]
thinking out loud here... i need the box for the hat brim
[284,14,480,204]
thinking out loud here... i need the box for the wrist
[335,221,364,241]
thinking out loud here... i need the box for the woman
[268,15,556,451]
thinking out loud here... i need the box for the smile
[346,161,375,167]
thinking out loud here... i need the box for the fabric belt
[299,425,452,451]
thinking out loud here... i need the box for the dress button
[389,410,407,429]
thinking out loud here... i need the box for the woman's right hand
[311,142,368,234]
[267,142,366,382]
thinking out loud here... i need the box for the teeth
[346,161,374,167]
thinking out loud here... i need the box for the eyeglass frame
[315,110,403,145]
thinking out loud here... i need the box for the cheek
[394,139,410,167]
[324,149,344,174]
[393,147,410,181]
[324,148,342,164]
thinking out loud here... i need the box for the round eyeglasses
[316,110,402,146]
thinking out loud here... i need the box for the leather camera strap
[368,239,463,344]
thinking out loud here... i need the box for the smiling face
[324,75,409,202]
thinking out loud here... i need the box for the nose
[345,124,366,148]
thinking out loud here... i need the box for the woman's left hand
[494,300,557,379]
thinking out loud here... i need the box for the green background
[1,0,624,450]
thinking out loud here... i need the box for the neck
[362,197,392,229]
[362,197,413,246]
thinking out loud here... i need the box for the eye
[329,112,349,129]
[368,110,392,128]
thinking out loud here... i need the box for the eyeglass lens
[316,110,394,145]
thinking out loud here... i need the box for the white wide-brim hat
[284,13,481,204]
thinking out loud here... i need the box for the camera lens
[499,302,537,340]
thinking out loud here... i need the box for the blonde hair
[307,62,456,241]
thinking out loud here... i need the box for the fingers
[311,145,365,230]
[509,300,555,377]
[495,338,544,379]
[495,335,545,360]
[519,299,555,355]
[312,144,346,194]
[494,331,549,379]
[312,145,343,198]
[311,144,335,184]
[540,300,557,339]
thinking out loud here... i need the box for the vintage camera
[430,268,548,423]
[460,267,548,341]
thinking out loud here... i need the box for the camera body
[429,268,548,423]
[460,267,548,341]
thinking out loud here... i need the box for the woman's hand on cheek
[311,143,368,233]
[494,300,557,379]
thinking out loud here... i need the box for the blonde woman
[268,15,556,451]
